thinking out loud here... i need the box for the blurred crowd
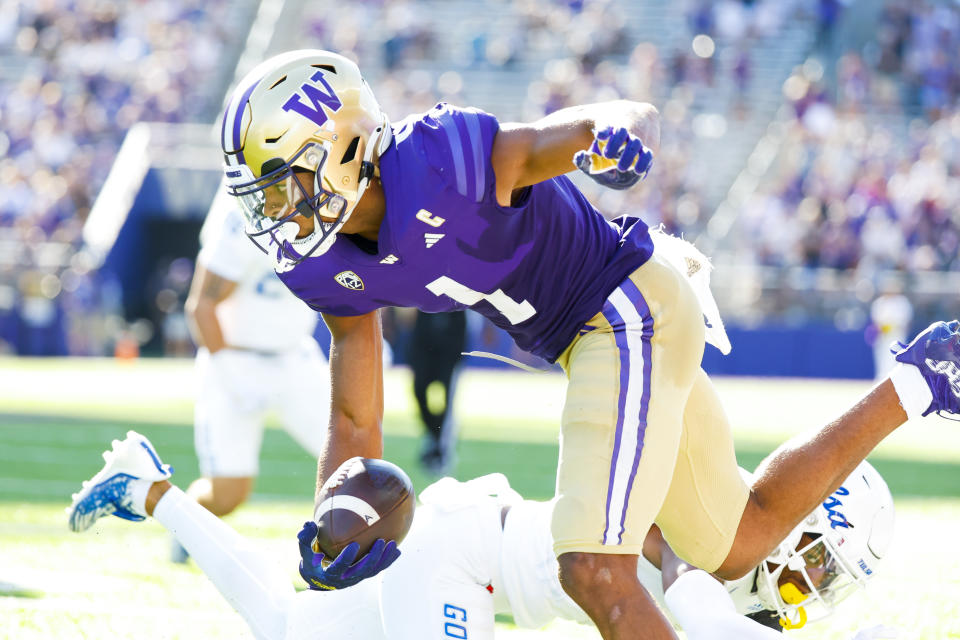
[512,0,813,242]
[740,99,960,274]
[0,0,957,356]
[0,0,238,354]
[309,0,812,240]
[737,1,960,275]
[873,0,960,119]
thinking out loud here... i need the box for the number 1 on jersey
[426,276,535,325]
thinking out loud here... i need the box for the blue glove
[574,126,654,190]
[297,521,400,591]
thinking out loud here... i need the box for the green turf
[4,412,957,505]
[0,411,560,503]
[1,358,960,639]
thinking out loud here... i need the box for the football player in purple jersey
[217,49,960,639]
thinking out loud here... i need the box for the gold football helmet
[220,49,392,263]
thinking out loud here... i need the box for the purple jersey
[278,103,654,362]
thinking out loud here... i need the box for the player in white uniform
[68,433,893,640]
[182,191,329,523]
[870,284,914,380]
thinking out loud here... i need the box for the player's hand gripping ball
[298,457,415,590]
[297,521,400,590]
[574,126,654,190]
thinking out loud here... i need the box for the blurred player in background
[869,278,913,380]
[217,49,960,637]
[408,309,467,474]
[68,433,895,640]
[177,191,330,561]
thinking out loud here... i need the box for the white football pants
[193,338,329,477]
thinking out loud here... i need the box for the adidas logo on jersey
[424,233,445,248]
[380,254,399,264]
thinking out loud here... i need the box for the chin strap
[359,161,376,182]
[778,583,809,630]
[340,113,392,226]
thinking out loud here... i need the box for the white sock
[152,486,295,640]
[665,569,782,640]
[889,363,934,419]
[665,569,736,617]
[128,479,152,517]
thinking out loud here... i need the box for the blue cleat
[891,320,960,417]
[67,431,173,533]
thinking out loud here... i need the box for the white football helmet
[756,460,895,630]
[220,49,392,264]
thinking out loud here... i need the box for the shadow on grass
[2,413,957,503]
[0,581,44,598]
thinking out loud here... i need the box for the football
[313,456,416,561]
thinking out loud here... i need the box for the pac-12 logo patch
[335,270,364,291]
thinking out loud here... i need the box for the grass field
[1,357,959,639]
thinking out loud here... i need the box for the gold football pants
[553,253,749,571]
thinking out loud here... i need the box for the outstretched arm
[490,100,660,206]
[318,311,384,493]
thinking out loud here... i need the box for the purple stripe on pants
[600,298,630,545]
[615,278,655,544]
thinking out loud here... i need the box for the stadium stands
[0,0,957,371]
[0,0,252,354]
[710,0,960,328]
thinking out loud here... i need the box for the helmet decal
[822,486,853,529]
[281,71,342,127]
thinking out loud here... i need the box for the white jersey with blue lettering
[160,473,779,640]
[199,190,318,353]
